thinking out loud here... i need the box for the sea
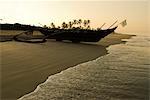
[19,33,150,100]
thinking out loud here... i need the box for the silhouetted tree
[57,26,61,29]
[48,26,51,29]
[68,21,73,29]
[83,20,87,28]
[62,22,69,29]
[78,19,82,29]
[87,20,90,29]
[73,19,77,27]
[62,22,66,29]
[43,25,47,28]
[59,19,91,30]
[51,23,55,28]
[87,20,90,25]
[66,23,68,29]
[87,25,91,30]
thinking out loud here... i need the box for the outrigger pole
[99,23,106,29]
[108,20,118,29]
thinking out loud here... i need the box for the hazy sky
[0,0,149,33]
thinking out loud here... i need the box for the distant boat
[39,26,117,43]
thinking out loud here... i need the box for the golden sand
[0,30,133,100]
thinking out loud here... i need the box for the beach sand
[0,30,133,100]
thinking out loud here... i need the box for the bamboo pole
[108,20,118,29]
[99,23,106,29]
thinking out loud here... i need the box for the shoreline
[0,31,134,100]
[19,33,149,100]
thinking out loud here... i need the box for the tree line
[43,19,91,30]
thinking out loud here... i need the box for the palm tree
[83,20,87,28]
[87,19,90,25]
[62,22,69,29]
[48,26,51,29]
[78,19,82,29]
[51,22,55,28]
[87,25,90,30]
[73,19,77,27]
[43,25,47,28]
[65,23,68,29]
[62,22,66,29]
[87,20,90,29]
[68,21,73,29]
[57,26,61,29]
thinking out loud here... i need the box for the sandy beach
[0,30,133,100]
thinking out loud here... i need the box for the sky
[0,0,149,33]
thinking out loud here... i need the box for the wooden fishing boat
[39,26,117,43]
[13,30,46,43]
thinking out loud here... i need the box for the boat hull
[13,30,47,43]
[39,27,117,42]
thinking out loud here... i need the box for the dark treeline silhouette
[0,19,107,32]
[0,23,42,30]
[0,19,92,31]
[47,19,91,30]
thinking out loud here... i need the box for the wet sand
[0,30,133,100]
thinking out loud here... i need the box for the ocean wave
[18,35,149,100]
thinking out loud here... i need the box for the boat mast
[108,20,118,29]
[99,23,106,30]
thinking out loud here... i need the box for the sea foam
[19,34,150,100]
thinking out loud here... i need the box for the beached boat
[39,26,117,43]
[13,30,46,43]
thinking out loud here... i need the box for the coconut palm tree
[62,22,69,29]
[87,19,90,25]
[83,20,87,28]
[87,19,91,26]
[51,22,55,28]
[78,19,82,29]
[68,21,73,29]
[43,25,47,28]
[65,23,68,29]
[87,20,90,29]
[87,25,91,30]
[73,19,77,27]
[62,22,66,29]
[57,26,61,29]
